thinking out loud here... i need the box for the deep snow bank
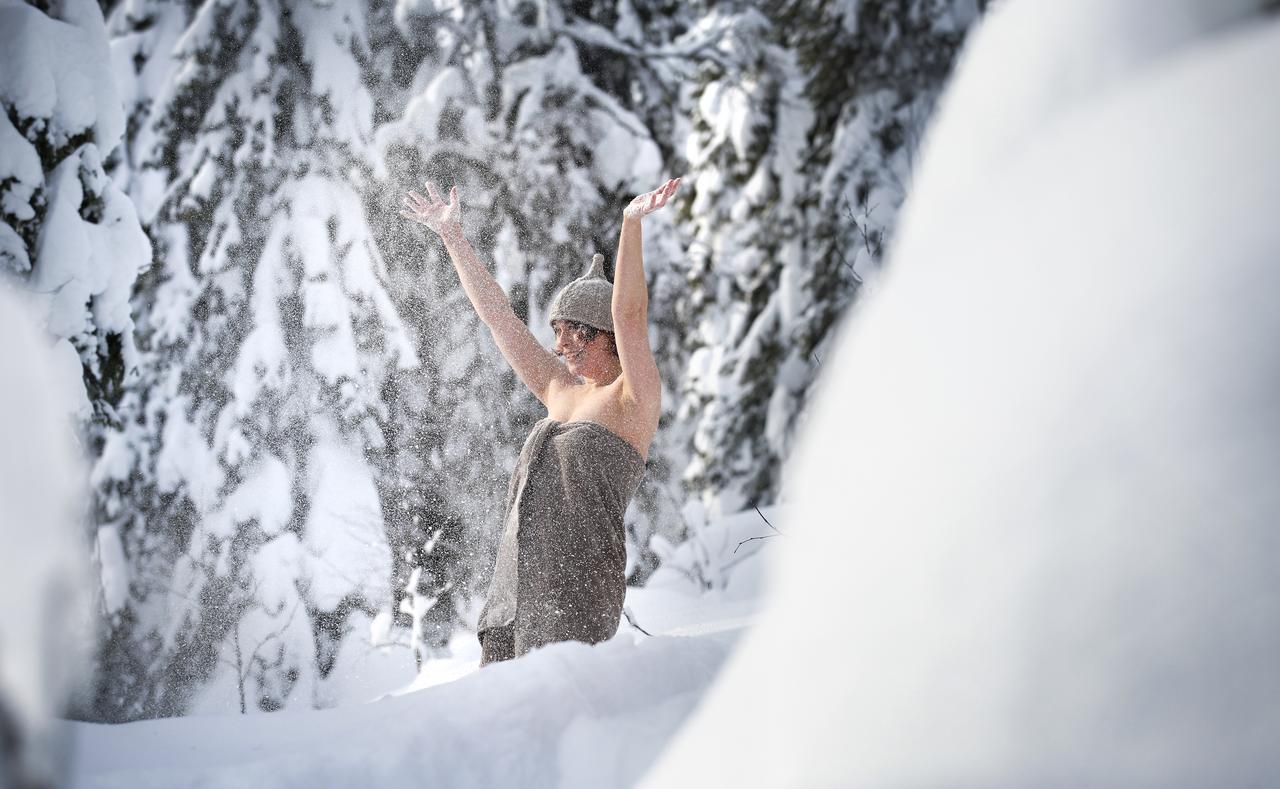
[0,287,90,787]
[72,632,738,789]
[70,508,780,788]
[647,2,1280,786]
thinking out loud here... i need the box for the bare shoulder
[544,376,660,456]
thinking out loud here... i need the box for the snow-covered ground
[68,509,779,788]
[0,286,93,788]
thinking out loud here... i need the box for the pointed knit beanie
[549,253,613,333]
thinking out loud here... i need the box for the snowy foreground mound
[649,2,1280,787]
[0,289,90,787]
[74,634,734,789]
[70,510,773,788]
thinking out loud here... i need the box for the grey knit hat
[549,253,613,333]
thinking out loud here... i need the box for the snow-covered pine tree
[668,6,814,519]
[373,0,672,600]
[783,0,985,411]
[93,0,421,718]
[675,0,983,518]
[0,0,151,728]
[0,0,150,460]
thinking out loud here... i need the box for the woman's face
[553,320,606,374]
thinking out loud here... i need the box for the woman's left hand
[623,177,681,220]
[401,182,464,241]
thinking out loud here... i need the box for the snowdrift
[69,509,777,787]
[0,288,91,788]
[72,632,736,789]
[647,1,1280,786]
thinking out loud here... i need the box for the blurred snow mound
[648,3,1280,786]
[0,286,90,788]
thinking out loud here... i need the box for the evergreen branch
[560,18,733,69]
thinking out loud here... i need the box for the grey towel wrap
[478,418,645,655]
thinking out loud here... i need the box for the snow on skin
[647,2,1280,786]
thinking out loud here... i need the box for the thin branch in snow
[733,507,784,554]
[754,506,781,534]
[844,196,884,262]
[733,533,779,555]
[833,234,865,285]
[623,606,653,637]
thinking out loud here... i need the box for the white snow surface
[69,508,777,786]
[649,2,1280,787]
[29,145,150,341]
[74,634,736,789]
[0,285,91,782]
[0,0,124,150]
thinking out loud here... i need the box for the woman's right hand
[401,182,464,241]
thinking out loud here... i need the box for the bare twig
[733,507,784,554]
[753,506,781,534]
[855,197,883,260]
[733,533,780,554]
[623,606,653,637]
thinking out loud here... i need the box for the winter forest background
[2,0,984,725]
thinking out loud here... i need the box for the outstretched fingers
[648,179,678,211]
[651,178,680,209]
[406,191,432,213]
[425,181,446,206]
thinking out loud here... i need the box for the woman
[400,177,681,664]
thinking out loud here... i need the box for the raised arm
[613,178,680,406]
[402,183,573,405]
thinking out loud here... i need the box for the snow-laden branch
[560,17,733,69]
